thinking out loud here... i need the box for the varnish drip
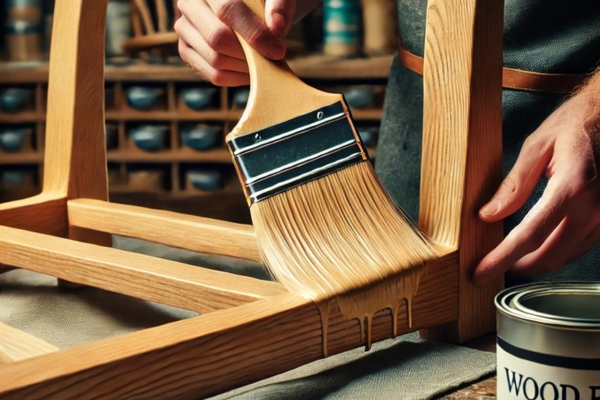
[316,267,424,354]
[316,300,332,358]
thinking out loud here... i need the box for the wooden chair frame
[0,0,504,398]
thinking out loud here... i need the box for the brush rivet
[254,133,262,142]
[317,111,324,120]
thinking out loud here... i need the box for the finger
[206,0,286,59]
[178,0,246,60]
[265,0,296,37]
[175,16,249,74]
[479,134,553,222]
[473,177,573,287]
[511,199,600,276]
[509,217,589,276]
[178,39,250,86]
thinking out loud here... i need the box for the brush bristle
[250,161,438,301]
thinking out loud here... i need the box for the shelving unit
[0,55,392,219]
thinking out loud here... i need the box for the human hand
[473,75,600,287]
[175,0,297,86]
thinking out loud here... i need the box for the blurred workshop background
[0,0,398,224]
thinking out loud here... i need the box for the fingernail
[479,199,499,218]
[267,40,286,59]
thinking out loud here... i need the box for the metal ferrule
[228,101,368,204]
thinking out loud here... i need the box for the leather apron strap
[397,39,588,94]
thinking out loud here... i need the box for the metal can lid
[495,282,600,329]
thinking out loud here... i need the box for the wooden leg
[0,194,67,237]
[417,0,505,343]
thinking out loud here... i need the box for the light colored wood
[41,0,113,282]
[418,0,504,342]
[0,252,458,399]
[0,225,285,313]
[226,0,341,140]
[0,194,67,237]
[0,323,59,363]
[43,0,108,202]
[0,0,506,396]
[67,198,262,262]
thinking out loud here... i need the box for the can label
[497,338,600,399]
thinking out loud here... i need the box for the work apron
[375,0,600,283]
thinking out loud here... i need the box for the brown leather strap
[397,41,588,94]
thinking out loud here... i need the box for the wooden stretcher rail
[0,194,67,237]
[0,323,59,364]
[0,226,285,313]
[0,252,458,399]
[67,199,262,262]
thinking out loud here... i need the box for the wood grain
[0,194,67,237]
[418,0,504,342]
[0,225,285,313]
[0,323,59,363]
[0,251,458,399]
[43,0,108,203]
[67,198,262,261]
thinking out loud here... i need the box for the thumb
[265,0,296,38]
[479,136,552,222]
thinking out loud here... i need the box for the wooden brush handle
[226,0,341,140]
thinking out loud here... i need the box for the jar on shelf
[322,0,362,57]
[5,0,43,62]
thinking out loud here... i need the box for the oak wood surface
[0,251,458,399]
[0,225,285,313]
[43,0,108,202]
[67,198,261,261]
[418,0,504,342]
[0,0,505,396]
[0,323,59,363]
[0,194,67,237]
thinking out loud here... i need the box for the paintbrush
[227,0,437,302]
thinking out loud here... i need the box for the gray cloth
[213,333,494,400]
[0,237,496,399]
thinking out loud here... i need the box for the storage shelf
[0,55,393,83]
[107,148,232,163]
[0,56,387,200]
[0,152,43,164]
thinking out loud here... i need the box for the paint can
[495,283,600,399]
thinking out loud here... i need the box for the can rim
[495,282,600,329]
